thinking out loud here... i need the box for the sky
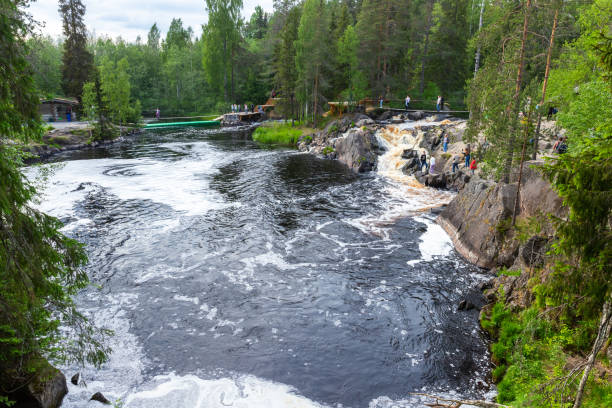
[27,0,274,42]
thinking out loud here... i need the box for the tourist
[443,134,449,152]
[463,144,471,168]
[452,155,460,173]
[436,96,442,111]
[155,108,160,119]
[379,96,383,109]
[405,95,411,110]
[553,136,562,152]
[470,158,477,175]
[557,137,568,154]
[66,105,72,122]
[420,151,428,172]
[429,156,436,174]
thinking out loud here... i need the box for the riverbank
[23,124,142,162]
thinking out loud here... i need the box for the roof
[40,97,79,105]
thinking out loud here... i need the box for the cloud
[27,0,274,41]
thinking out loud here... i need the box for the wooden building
[39,97,78,122]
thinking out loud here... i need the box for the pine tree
[58,0,93,101]
[295,0,330,126]
[276,5,301,121]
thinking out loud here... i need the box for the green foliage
[58,0,94,101]
[482,302,611,406]
[322,145,335,155]
[25,35,63,97]
[0,1,110,397]
[252,122,303,145]
[295,0,330,125]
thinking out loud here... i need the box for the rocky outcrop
[298,113,381,172]
[334,129,379,172]
[437,161,566,270]
[6,357,68,408]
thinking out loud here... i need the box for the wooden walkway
[384,108,470,114]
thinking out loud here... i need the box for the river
[28,124,492,407]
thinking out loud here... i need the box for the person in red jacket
[469,158,477,175]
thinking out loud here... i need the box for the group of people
[377,95,445,111]
[419,141,477,176]
[231,104,253,113]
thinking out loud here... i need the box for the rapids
[26,123,492,408]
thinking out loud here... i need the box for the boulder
[7,358,68,408]
[437,180,517,268]
[90,392,111,405]
[334,129,378,173]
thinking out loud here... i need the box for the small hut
[39,97,79,122]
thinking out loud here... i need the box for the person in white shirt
[405,95,411,109]
[429,156,436,174]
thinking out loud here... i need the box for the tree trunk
[512,99,532,226]
[532,7,559,160]
[223,38,228,103]
[313,67,319,128]
[502,0,531,184]
[573,296,612,408]
[474,0,485,77]
[420,0,435,96]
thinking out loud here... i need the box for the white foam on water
[124,373,326,408]
[408,217,454,264]
[26,142,233,219]
[345,121,455,239]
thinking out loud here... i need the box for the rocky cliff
[4,356,68,408]
[437,160,565,271]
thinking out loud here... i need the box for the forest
[30,0,497,117]
[1,0,611,407]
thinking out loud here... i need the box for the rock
[70,373,79,385]
[458,299,476,311]
[355,118,374,127]
[520,236,548,267]
[377,111,394,121]
[90,392,111,405]
[334,129,378,173]
[477,279,494,291]
[6,357,68,408]
[437,179,517,268]
[406,111,425,120]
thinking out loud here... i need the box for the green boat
[144,120,220,129]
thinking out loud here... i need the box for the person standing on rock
[405,95,411,110]
[470,158,477,175]
[155,108,160,119]
[443,134,449,152]
[463,144,471,168]
[429,156,436,174]
[420,151,428,172]
[379,96,384,109]
[436,96,442,111]
[452,155,460,173]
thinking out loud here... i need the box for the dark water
[30,126,491,408]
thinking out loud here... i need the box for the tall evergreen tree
[58,0,93,101]
[295,0,330,126]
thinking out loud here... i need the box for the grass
[252,122,314,146]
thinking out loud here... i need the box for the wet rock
[6,356,68,408]
[477,279,494,292]
[90,392,111,405]
[70,372,80,385]
[355,118,374,127]
[458,300,475,311]
[334,129,378,173]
